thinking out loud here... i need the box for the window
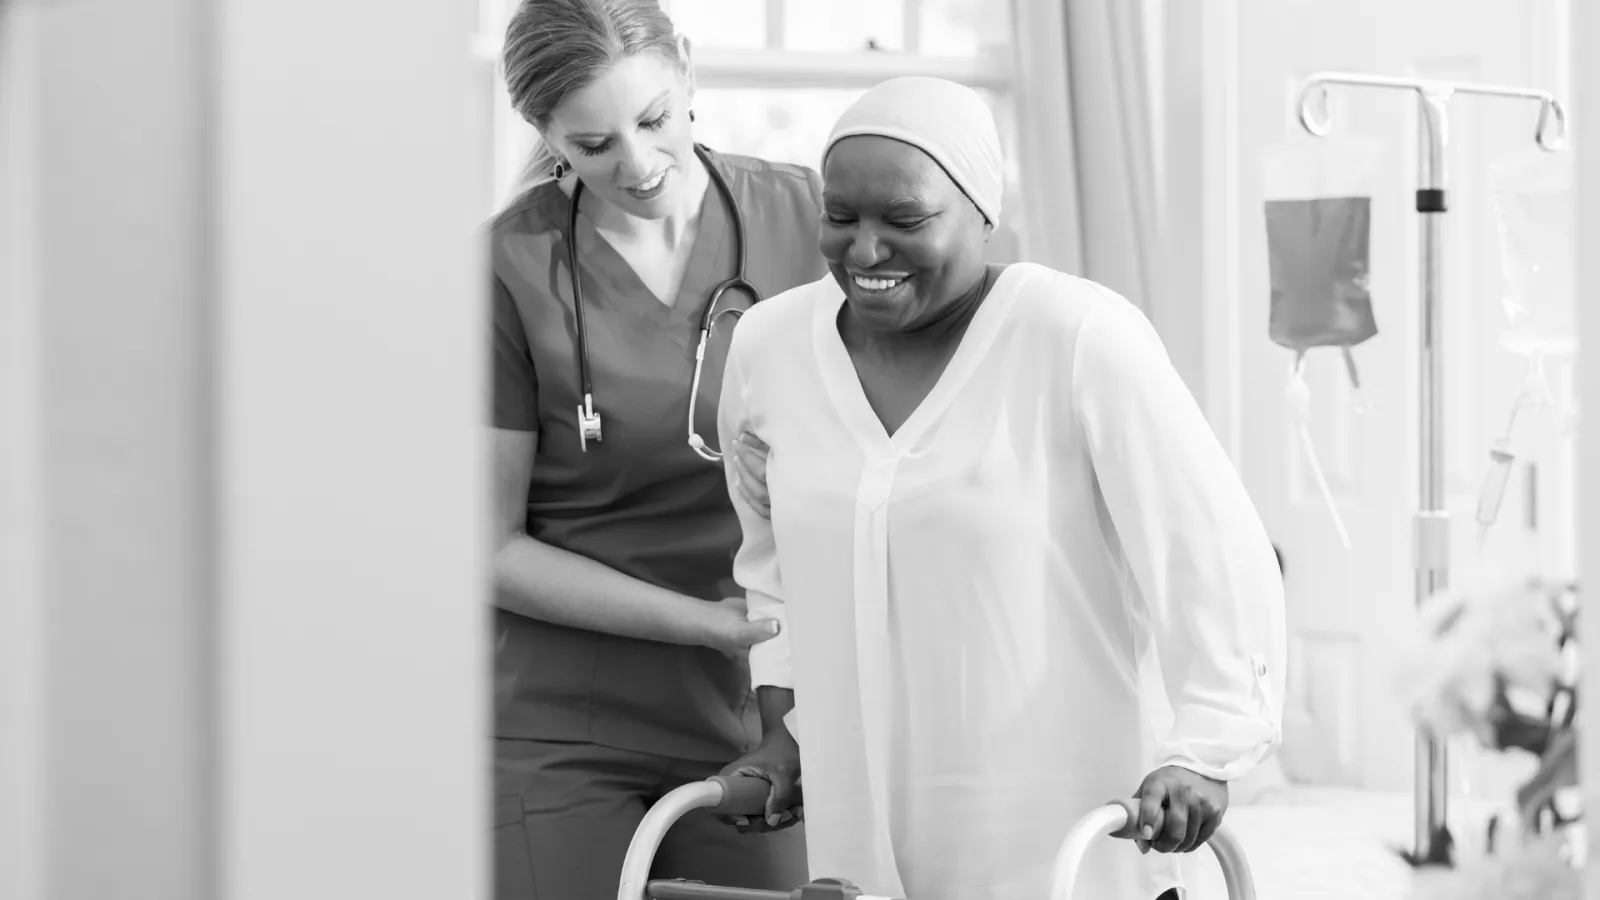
[480,0,1025,261]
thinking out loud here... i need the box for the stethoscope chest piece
[577,393,603,451]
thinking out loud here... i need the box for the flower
[1397,578,1574,752]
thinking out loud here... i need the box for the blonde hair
[502,0,682,183]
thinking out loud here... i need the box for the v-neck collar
[569,152,732,338]
[812,265,1027,456]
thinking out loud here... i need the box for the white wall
[3,2,218,895]
[1577,0,1600,889]
[0,1,492,897]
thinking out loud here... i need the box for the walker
[617,774,1257,900]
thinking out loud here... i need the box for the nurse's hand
[1122,766,1229,855]
[732,432,771,519]
[716,728,802,833]
[702,596,781,661]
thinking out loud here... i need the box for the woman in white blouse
[716,76,1286,900]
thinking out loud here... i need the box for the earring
[689,109,696,123]
[552,160,568,179]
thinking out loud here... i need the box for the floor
[1180,787,1505,900]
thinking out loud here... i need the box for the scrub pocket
[494,793,537,900]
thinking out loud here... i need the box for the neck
[589,148,711,247]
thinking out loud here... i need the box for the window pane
[694,87,1025,263]
[918,0,1012,58]
[695,88,863,169]
[782,0,905,53]
[664,0,767,49]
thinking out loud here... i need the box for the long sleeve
[1071,291,1287,781]
[716,338,793,690]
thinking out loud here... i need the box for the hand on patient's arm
[701,597,783,660]
[717,687,800,833]
[731,432,771,518]
[492,428,780,652]
[1121,766,1229,855]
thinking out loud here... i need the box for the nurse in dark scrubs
[488,1,822,898]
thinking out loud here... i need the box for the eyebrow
[821,193,932,211]
[566,90,672,140]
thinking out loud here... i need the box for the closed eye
[575,111,673,157]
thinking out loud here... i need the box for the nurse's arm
[489,427,747,651]
[1071,294,1287,781]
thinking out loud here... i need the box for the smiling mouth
[627,171,668,193]
[851,274,909,293]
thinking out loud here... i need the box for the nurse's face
[819,135,990,334]
[543,47,698,220]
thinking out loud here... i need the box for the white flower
[1397,579,1571,748]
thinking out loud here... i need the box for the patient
[715,76,1287,900]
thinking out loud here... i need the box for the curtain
[1012,0,1162,312]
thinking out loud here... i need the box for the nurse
[488,1,819,897]
[716,77,1287,900]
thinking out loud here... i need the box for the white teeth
[633,171,666,192]
[853,275,904,292]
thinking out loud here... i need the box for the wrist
[686,598,729,652]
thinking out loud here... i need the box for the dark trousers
[494,739,808,900]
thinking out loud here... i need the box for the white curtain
[1012,0,1162,312]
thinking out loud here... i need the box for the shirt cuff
[746,601,792,689]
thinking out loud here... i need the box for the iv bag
[1488,148,1577,359]
[1262,136,1386,366]
[1261,136,1387,550]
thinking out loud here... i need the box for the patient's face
[818,135,990,334]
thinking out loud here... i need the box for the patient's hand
[716,724,802,833]
[732,432,771,518]
[1121,766,1230,855]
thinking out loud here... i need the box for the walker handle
[708,773,805,818]
[620,776,807,900]
[1048,799,1257,900]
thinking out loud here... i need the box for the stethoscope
[568,144,760,461]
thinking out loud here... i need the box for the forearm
[493,533,714,646]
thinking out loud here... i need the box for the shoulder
[1003,263,1164,356]
[707,148,823,211]
[482,181,566,257]
[732,274,837,353]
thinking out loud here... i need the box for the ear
[677,34,697,101]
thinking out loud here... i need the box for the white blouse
[717,264,1286,900]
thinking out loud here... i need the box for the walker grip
[707,774,804,818]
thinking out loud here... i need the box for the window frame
[476,0,1070,268]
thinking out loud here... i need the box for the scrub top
[490,147,828,762]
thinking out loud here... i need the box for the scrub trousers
[495,738,809,900]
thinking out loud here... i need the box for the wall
[3,2,217,895]
[0,1,492,897]
[1577,0,1600,888]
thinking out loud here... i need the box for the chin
[843,295,918,334]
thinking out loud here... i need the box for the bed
[1182,785,1507,900]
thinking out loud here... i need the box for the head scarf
[822,76,1004,226]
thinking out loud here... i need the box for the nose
[847,227,891,268]
[614,134,656,183]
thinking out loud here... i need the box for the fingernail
[766,620,780,635]
[1142,826,1154,840]
[767,814,781,827]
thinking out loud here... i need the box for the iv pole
[1293,72,1567,862]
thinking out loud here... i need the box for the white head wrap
[822,76,1004,225]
